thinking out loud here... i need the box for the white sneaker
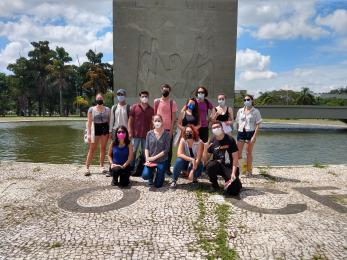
[84,167,91,176]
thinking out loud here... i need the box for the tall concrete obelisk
[113,0,238,103]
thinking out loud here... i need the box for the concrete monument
[113,0,238,103]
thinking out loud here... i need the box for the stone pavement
[0,161,346,259]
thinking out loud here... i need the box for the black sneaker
[111,180,118,186]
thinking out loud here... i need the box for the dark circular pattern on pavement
[57,186,140,213]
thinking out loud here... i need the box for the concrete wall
[113,0,238,105]
[233,106,347,120]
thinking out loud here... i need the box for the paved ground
[0,161,346,259]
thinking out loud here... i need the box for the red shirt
[129,103,154,138]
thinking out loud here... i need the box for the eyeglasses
[244,98,251,101]
[117,130,125,134]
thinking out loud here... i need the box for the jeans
[142,160,168,188]
[172,158,203,182]
[131,137,146,168]
[165,130,173,172]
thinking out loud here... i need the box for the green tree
[46,46,73,116]
[0,73,10,115]
[295,87,317,105]
[28,41,55,116]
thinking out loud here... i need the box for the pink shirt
[197,99,214,127]
[155,98,177,130]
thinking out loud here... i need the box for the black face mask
[185,132,193,139]
[96,100,104,105]
[162,90,170,97]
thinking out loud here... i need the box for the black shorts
[199,127,209,143]
[237,130,255,143]
[94,122,109,136]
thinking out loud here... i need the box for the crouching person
[203,122,242,195]
[108,125,133,187]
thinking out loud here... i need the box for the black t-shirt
[208,134,238,164]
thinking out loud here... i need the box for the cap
[117,89,126,95]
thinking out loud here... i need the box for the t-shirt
[145,130,171,163]
[207,134,238,164]
[129,103,154,138]
[110,104,129,131]
[155,98,177,130]
[88,106,110,124]
[197,99,213,127]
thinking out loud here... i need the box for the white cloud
[0,0,113,73]
[236,63,347,96]
[239,0,329,40]
[236,48,277,81]
[316,9,347,34]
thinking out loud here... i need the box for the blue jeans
[131,138,146,168]
[142,160,168,188]
[172,158,203,182]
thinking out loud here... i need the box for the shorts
[94,122,109,136]
[237,130,255,143]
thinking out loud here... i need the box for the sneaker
[192,179,198,184]
[105,172,111,177]
[111,179,118,186]
[84,167,91,176]
[100,166,108,174]
[170,181,177,188]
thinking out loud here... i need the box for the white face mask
[212,127,223,136]
[141,97,148,104]
[218,99,225,107]
[153,121,162,129]
[197,93,205,100]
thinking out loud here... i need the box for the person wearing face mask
[154,84,178,175]
[177,98,201,131]
[85,93,111,176]
[235,95,262,177]
[211,94,234,135]
[194,86,214,143]
[170,125,204,188]
[107,125,133,187]
[203,122,242,195]
[142,114,171,188]
[109,88,131,139]
[128,91,154,175]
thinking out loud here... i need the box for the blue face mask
[117,96,125,102]
[244,100,252,107]
[187,104,195,110]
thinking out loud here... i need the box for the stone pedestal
[113,0,238,104]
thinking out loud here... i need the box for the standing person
[210,93,234,135]
[107,125,133,187]
[171,125,204,188]
[177,98,201,131]
[85,93,110,176]
[154,83,177,175]
[235,95,262,177]
[128,91,154,175]
[142,115,171,188]
[203,122,241,195]
[194,86,214,143]
[109,88,131,138]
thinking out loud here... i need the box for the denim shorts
[237,130,255,143]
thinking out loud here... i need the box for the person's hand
[111,163,120,169]
[250,136,256,144]
[129,133,132,139]
[188,169,194,181]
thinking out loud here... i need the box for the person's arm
[251,110,262,143]
[170,111,176,136]
[109,105,114,133]
[226,107,234,126]
[107,143,113,165]
[128,116,134,139]
[177,139,194,162]
[177,110,185,132]
[210,107,218,123]
[202,141,212,165]
[87,108,93,143]
[122,143,134,168]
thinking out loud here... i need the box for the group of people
[84,84,262,195]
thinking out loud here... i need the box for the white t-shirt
[109,104,129,131]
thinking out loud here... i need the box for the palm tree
[296,87,316,105]
[46,47,73,116]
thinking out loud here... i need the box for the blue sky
[0,0,346,95]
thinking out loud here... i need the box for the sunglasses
[117,130,125,134]
[244,98,251,101]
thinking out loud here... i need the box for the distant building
[235,89,247,98]
[317,93,347,99]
